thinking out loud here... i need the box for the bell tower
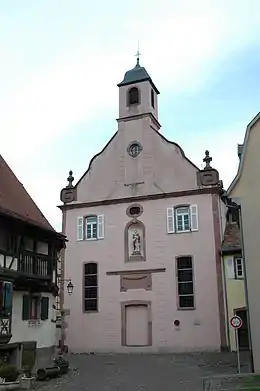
[117,52,160,127]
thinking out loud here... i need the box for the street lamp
[66,280,74,296]
[58,278,74,296]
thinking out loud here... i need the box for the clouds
[1,0,260,230]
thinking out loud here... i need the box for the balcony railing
[18,251,53,278]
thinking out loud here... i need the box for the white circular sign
[230,315,242,329]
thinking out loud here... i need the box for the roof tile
[0,155,55,232]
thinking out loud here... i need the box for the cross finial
[135,40,141,66]
[67,170,74,188]
[203,150,212,169]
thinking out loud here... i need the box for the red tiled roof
[221,222,241,252]
[0,155,55,232]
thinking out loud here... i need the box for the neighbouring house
[221,215,249,352]
[59,57,228,353]
[227,112,260,371]
[0,155,65,370]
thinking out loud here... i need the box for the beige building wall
[223,255,245,351]
[229,114,260,370]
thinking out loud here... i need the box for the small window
[22,295,42,320]
[128,87,139,105]
[77,215,105,241]
[84,263,98,312]
[127,141,142,158]
[129,206,140,216]
[85,216,98,240]
[176,256,194,309]
[235,258,244,279]
[176,207,190,232]
[151,89,155,108]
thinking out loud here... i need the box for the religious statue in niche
[132,229,141,254]
[127,222,145,261]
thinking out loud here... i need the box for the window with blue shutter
[3,282,12,315]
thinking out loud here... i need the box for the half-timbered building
[0,155,65,369]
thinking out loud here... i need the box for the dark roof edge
[0,207,65,240]
[117,77,160,94]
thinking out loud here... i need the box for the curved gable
[228,112,260,195]
[74,125,200,204]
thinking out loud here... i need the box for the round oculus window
[129,206,141,216]
[128,142,142,158]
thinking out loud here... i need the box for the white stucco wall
[10,292,56,349]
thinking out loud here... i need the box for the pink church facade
[59,58,227,353]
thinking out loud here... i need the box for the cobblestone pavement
[33,351,250,391]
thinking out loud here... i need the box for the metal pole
[238,205,254,373]
[236,328,241,373]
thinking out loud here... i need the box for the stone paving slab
[33,352,250,391]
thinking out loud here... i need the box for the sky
[1,0,260,231]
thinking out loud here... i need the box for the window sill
[126,255,145,262]
[28,319,41,327]
[83,310,99,314]
[176,230,192,234]
[177,307,196,311]
[86,238,105,241]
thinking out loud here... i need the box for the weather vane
[135,40,141,65]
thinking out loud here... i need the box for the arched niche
[124,220,146,262]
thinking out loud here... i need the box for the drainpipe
[225,196,254,372]
[237,203,254,373]
[220,248,231,350]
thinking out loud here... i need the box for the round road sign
[230,315,242,329]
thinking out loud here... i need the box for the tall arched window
[128,87,140,105]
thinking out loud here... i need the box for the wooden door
[126,305,148,346]
[236,309,249,350]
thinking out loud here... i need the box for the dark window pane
[177,257,192,269]
[86,216,97,224]
[151,89,155,108]
[129,206,140,216]
[177,215,184,231]
[84,263,97,275]
[178,269,192,282]
[85,299,98,311]
[92,225,97,238]
[184,215,190,230]
[178,282,193,295]
[86,225,92,238]
[179,295,194,308]
[85,275,97,287]
[128,87,139,105]
[85,287,97,299]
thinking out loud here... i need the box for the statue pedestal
[129,253,144,262]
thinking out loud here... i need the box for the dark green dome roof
[117,59,160,94]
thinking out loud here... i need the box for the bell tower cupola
[117,52,160,124]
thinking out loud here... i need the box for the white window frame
[85,216,98,240]
[234,257,244,279]
[175,206,190,233]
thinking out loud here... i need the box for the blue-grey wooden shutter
[40,297,49,321]
[22,295,30,321]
